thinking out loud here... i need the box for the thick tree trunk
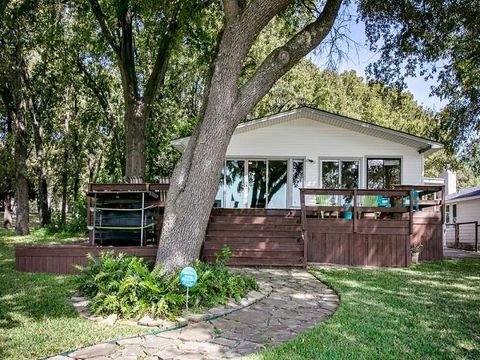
[124,101,147,180]
[61,148,69,226]
[156,0,343,270]
[3,196,13,229]
[30,109,50,226]
[14,103,30,236]
[156,103,237,270]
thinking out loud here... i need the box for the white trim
[364,156,403,188]
[318,157,362,188]
[445,195,480,203]
[172,107,443,154]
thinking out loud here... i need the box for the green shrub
[46,196,87,235]
[75,247,257,319]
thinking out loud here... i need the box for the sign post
[179,266,198,312]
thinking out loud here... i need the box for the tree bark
[124,101,147,180]
[157,0,343,271]
[12,83,30,235]
[26,85,50,226]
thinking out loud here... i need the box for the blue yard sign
[180,267,198,288]
[179,267,197,312]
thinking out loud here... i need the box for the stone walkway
[48,268,339,360]
[444,247,480,259]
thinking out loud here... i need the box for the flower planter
[411,252,420,264]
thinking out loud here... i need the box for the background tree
[358,0,480,162]
[84,0,209,180]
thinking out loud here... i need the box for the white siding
[445,198,480,245]
[226,117,424,188]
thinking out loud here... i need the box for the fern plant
[75,247,257,320]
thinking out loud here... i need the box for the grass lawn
[0,229,145,360]
[2,227,479,360]
[253,260,480,360]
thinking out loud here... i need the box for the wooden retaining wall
[201,208,304,267]
[15,246,158,274]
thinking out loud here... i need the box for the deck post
[353,189,357,233]
[409,190,414,235]
[91,193,97,246]
[300,189,307,268]
[475,221,478,252]
[454,223,460,248]
[140,192,145,247]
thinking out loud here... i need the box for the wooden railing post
[409,190,414,235]
[300,189,307,267]
[475,221,479,252]
[353,189,357,233]
[455,223,460,248]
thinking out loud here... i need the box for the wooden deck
[15,184,445,273]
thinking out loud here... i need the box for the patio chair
[359,195,379,219]
[316,195,338,218]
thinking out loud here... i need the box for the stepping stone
[68,343,118,359]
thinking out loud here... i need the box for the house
[173,106,443,208]
[445,184,480,250]
[16,107,446,273]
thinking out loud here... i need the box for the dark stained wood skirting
[15,209,443,273]
[15,246,158,274]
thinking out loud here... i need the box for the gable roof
[172,106,443,155]
[447,186,480,202]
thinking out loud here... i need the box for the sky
[310,9,448,112]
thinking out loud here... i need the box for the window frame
[365,157,403,189]
[216,157,306,209]
[318,157,362,189]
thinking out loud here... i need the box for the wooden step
[207,223,302,231]
[206,230,301,238]
[202,255,304,267]
[204,236,302,244]
[203,241,303,251]
[210,216,300,224]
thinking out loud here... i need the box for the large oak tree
[156,0,343,270]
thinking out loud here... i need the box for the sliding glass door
[268,160,288,208]
[247,160,267,208]
[215,159,303,208]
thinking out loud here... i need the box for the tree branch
[236,0,343,117]
[237,0,291,47]
[88,0,119,54]
[76,57,112,121]
[223,0,241,22]
[143,6,181,115]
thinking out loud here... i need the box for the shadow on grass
[0,230,84,359]
[252,260,480,360]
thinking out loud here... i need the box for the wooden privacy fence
[300,187,444,267]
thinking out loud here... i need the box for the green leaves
[75,249,257,319]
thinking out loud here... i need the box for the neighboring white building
[445,186,480,248]
[173,107,443,208]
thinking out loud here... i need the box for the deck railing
[299,185,444,267]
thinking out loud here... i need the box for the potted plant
[411,244,423,264]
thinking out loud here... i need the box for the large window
[367,158,401,189]
[320,160,359,189]
[215,159,303,208]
